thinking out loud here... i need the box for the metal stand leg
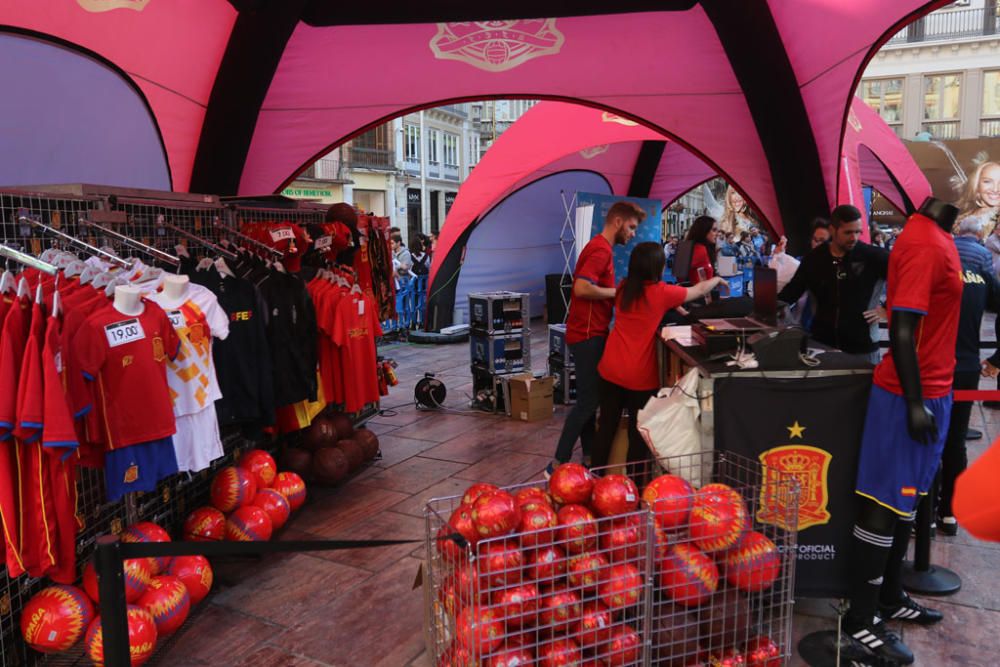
[902,480,961,595]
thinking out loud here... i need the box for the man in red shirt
[844,200,962,665]
[548,201,644,476]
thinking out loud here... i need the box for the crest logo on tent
[579,145,610,159]
[76,0,150,11]
[430,20,564,72]
[602,112,639,127]
[847,108,863,133]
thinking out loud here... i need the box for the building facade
[469,100,538,161]
[860,1,1000,140]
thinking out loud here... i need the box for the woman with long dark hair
[590,242,725,472]
[684,215,719,284]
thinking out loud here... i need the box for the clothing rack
[156,217,239,261]
[81,217,181,267]
[18,210,132,269]
[214,219,284,258]
[0,243,58,275]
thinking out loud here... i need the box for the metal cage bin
[423,449,798,666]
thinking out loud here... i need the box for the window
[428,129,440,164]
[354,126,390,151]
[443,133,459,167]
[469,135,480,167]
[923,74,962,120]
[859,78,904,126]
[983,70,1000,136]
[404,125,420,160]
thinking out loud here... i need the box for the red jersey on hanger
[332,291,382,413]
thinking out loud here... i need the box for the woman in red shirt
[591,242,725,472]
[685,215,719,285]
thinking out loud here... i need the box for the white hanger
[196,257,215,272]
[214,257,234,278]
[16,276,30,299]
[133,267,164,284]
[175,244,190,259]
[34,280,44,305]
[78,265,101,285]
[0,264,14,295]
[104,276,127,298]
[64,259,89,278]
[91,271,115,289]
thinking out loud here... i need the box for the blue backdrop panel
[575,192,663,278]
[453,171,611,325]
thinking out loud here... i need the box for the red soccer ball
[514,486,552,510]
[488,643,535,667]
[601,517,645,563]
[518,503,558,548]
[590,474,640,517]
[659,543,719,607]
[20,585,94,653]
[492,582,540,629]
[538,587,583,634]
[251,488,291,531]
[698,483,745,508]
[557,504,598,554]
[598,563,643,612]
[477,540,524,590]
[548,463,594,505]
[238,449,278,489]
[643,474,694,530]
[604,623,642,667]
[166,555,213,605]
[574,601,615,647]
[745,635,782,667]
[454,605,505,656]
[711,649,747,667]
[121,522,172,575]
[525,544,568,585]
[84,605,158,667]
[137,575,190,637]
[183,506,226,542]
[567,552,609,594]
[226,505,273,541]
[210,466,257,513]
[437,505,480,565]
[83,557,154,604]
[438,640,475,667]
[448,563,487,606]
[538,638,583,667]
[472,490,521,539]
[462,482,500,507]
[690,494,747,554]
[724,531,781,592]
[272,471,307,511]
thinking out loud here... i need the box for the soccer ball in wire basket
[423,450,798,666]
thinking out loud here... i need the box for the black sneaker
[879,593,944,626]
[846,617,914,665]
[937,516,958,537]
[966,428,983,441]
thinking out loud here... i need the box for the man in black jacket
[778,205,889,361]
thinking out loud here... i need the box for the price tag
[104,319,146,348]
[314,235,333,250]
[358,299,365,316]
[270,228,295,242]
[167,310,185,329]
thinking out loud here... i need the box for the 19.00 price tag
[104,319,146,348]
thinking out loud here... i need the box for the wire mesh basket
[424,449,798,666]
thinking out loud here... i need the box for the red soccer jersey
[313,280,348,407]
[0,297,29,577]
[598,282,688,391]
[874,214,963,398]
[73,301,181,450]
[565,235,616,345]
[688,243,715,285]
[332,291,382,413]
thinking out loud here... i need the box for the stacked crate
[548,324,576,404]
[469,292,531,412]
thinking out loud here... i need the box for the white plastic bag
[637,368,704,487]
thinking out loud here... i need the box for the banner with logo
[575,192,663,279]
[713,374,872,598]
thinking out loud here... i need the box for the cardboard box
[506,374,555,423]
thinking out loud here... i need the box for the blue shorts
[855,385,951,516]
[105,437,179,502]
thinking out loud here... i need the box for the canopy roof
[3,0,945,250]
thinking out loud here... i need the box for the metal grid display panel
[0,191,98,261]
[108,198,227,266]
[230,205,325,228]
[424,450,798,667]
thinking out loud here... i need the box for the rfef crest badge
[430,20,564,72]
[579,145,610,159]
[77,0,150,12]
[602,112,639,127]
[757,445,832,531]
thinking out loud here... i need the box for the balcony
[921,120,961,139]
[344,146,396,171]
[299,157,346,182]
[982,118,1000,136]
[887,6,999,45]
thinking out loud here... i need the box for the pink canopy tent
[427,97,931,328]
[2,1,946,249]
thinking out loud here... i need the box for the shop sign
[282,187,335,199]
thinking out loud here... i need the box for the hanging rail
[0,243,58,275]
[213,219,284,258]
[155,215,238,261]
[80,217,181,267]
[18,210,132,269]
